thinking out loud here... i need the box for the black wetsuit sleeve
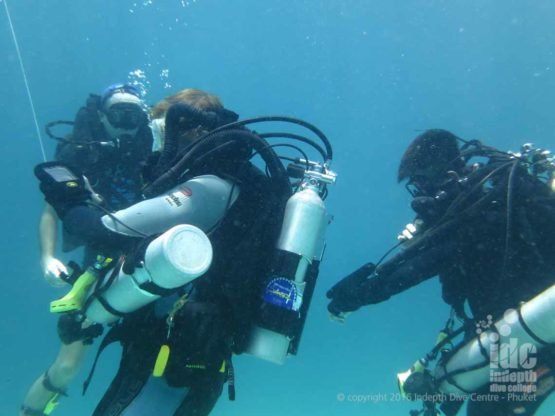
[327,236,455,314]
[361,241,450,303]
[62,205,132,252]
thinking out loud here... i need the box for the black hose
[193,115,333,162]
[144,128,289,198]
[501,161,520,280]
[45,120,74,142]
[258,132,327,161]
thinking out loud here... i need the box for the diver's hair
[150,88,224,119]
[398,129,465,182]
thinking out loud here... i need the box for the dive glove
[34,162,91,219]
[326,262,376,316]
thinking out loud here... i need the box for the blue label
[263,277,302,311]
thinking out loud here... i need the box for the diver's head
[151,88,224,120]
[99,83,148,137]
[398,129,465,197]
[155,89,238,149]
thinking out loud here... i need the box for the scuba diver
[34,101,336,415]
[40,83,152,285]
[21,83,153,416]
[327,129,555,415]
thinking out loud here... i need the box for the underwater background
[2,0,555,415]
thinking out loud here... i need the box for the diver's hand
[397,219,424,242]
[42,256,69,288]
[83,175,103,205]
[326,263,376,318]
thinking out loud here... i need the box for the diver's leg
[92,347,151,416]
[173,371,226,416]
[20,341,88,415]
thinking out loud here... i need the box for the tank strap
[140,280,176,297]
[94,294,127,318]
[42,370,68,396]
[226,358,236,401]
[517,306,549,346]
[436,325,494,391]
[20,406,45,416]
[82,324,125,395]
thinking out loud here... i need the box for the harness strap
[517,306,549,346]
[20,406,45,416]
[94,294,126,318]
[82,324,125,395]
[226,358,236,401]
[42,370,67,397]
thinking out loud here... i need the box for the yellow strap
[43,393,60,415]
[153,344,171,377]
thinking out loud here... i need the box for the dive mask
[105,103,147,130]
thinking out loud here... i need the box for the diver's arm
[36,160,238,250]
[61,205,130,251]
[39,204,68,287]
[39,204,58,264]
[327,240,452,316]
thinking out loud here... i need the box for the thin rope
[3,0,47,161]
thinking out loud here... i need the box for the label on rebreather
[164,186,193,208]
[263,277,302,311]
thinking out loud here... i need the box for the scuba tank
[48,173,239,322]
[246,160,336,364]
[396,283,555,415]
[50,224,212,324]
[434,283,555,397]
[85,224,213,324]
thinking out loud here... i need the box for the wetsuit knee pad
[57,312,103,345]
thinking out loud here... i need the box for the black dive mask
[105,103,147,130]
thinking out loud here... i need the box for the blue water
[2,0,555,415]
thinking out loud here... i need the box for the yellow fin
[50,270,97,313]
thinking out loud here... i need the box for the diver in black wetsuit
[35,101,334,416]
[35,101,287,416]
[327,129,555,416]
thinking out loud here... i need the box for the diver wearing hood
[327,129,555,415]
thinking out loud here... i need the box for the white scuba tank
[246,185,329,364]
[85,224,213,324]
[434,283,555,397]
